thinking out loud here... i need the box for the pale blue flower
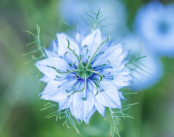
[36,29,132,123]
[135,1,174,57]
[122,34,163,91]
[58,0,128,41]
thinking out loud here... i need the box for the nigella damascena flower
[36,29,132,123]
[58,0,128,41]
[122,34,163,91]
[135,1,174,57]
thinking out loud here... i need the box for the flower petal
[81,28,102,58]
[40,79,77,102]
[95,81,121,109]
[95,100,105,117]
[93,43,124,67]
[44,48,57,58]
[73,91,94,121]
[69,94,78,120]
[118,91,126,100]
[112,71,132,89]
[58,98,69,111]
[84,107,96,124]
[48,40,58,53]
[88,80,97,95]
[57,33,80,64]
[39,76,50,83]
[35,57,72,79]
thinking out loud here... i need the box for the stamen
[98,86,105,92]
[93,64,106,69]
[86,48,88,54]
[66,80,80,93]
[86,35,110,67]
[54,75,76,81]
[64,51,68,55]
[81,45,88,62]
[91,51,104,64]
[90,76,99,82]
[66,38,82,63]
[69,63,76,69]
[109,66,113,69]
[93,60,111,70]
[73,80,80,90]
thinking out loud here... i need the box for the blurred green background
[0,0,174,137]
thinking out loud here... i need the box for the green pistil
[68,75,87,98]
[76,62,93,79]
[47,65,80,74]
[66,38,82,64]
[86,69,103,85]
[86,35,110,68]
[92,81,99,96]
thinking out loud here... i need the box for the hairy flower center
[76,63,93,79]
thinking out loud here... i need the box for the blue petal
[69,94,79,121]
[35,57,72,79]
[57,33,80,64]
[88,81,105,117]
[112,71,132,89]
[73,91,94,121]
[75,32,84,44]
[95,100,105,117]
[44,40,58,57]
[95,81,121,109]
[88,80,97,95]
[93,43,124,67]
[58,98,69,111]
[84,107,96,124]
[47,40,58,53]
[44,48,57,58]
[81,28,102,58]
[39,76,50,83]
[40,79,77,102]
[118,91,126,100]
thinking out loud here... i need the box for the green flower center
[76,63,93,79]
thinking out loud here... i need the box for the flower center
[76,63,93,79]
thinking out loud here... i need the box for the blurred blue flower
[58,0,128,41]
[36,29,132,123]
[135,1,174,57]
[122,34,163,91]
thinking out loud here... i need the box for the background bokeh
[0,0,174,137]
